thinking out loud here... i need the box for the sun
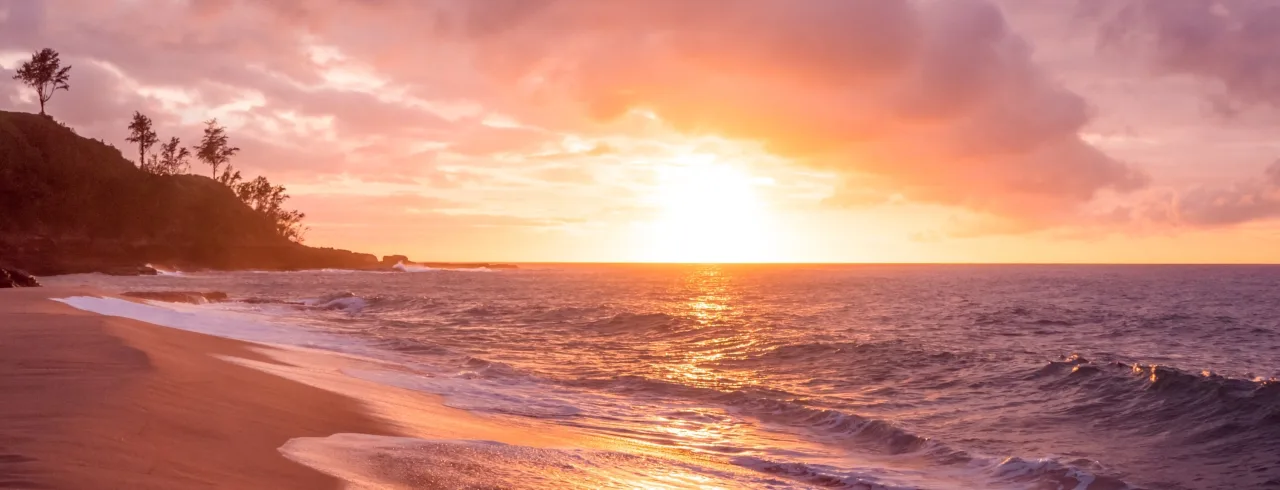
[636,155,777,263]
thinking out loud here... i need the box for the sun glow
[637,155,777,263]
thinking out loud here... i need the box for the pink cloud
[2,0,1154,232]
[400,0,1148,225]
[1088,0,1280,112]
[1175,161,1280,226]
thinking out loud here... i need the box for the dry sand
[0,287,386,489]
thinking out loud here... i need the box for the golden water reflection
[654,265,765,392]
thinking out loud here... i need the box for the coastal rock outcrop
[0,266,41,288]
[104,265,159,276]
[381,255,409,267]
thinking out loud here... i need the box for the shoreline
[0,287,621,489]
[0,287,388,489]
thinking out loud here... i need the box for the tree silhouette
[12,48,72,116]
[235,176,308,242]
[125,111,158,170]
[216,164,242,187]
[155,137,191,176]
[193,119,239,180]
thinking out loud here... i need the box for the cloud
[403,0,1147,226]
[1099,161,1280,229]
[445,124,553,157]
[532,165,595,185]
[1087,0,1280,111]
[1,0,1150,233]
[1174,161,1280,226]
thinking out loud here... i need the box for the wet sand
[0,287,386,489]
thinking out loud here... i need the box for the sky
[2,0,1280,263]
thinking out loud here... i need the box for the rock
[0,266,41,288]
[103,265,159,276]
[381,254,410,266]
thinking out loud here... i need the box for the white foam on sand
[52,296,366,353]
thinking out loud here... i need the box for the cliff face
[0,111,376,275]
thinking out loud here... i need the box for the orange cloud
[403,0,1148,226]
[2,0,1151,235]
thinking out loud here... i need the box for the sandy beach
[0,287,388,489]
[0,287,635,490]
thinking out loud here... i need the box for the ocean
[49,264,1280,489]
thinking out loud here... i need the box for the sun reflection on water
[649,266,766,391]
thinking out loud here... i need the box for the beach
[5,265,1277,490]
[0,287,389,489]
[0,286,691,489]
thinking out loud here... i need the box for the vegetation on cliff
[0,47,372,275]
[0,110,373,274]
[1,47,511,276]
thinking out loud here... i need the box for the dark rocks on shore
[121,291,228,304]
[0,266,41,288]
[103,265,159,276]
[381,255,409,267]
[378,254,518,271]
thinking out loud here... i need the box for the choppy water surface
[54,265,1280,489]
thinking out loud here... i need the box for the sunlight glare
[638,156,776,263]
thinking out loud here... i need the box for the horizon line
[448,261,1280,266]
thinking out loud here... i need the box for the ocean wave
[145,264,185,276]
[1040,358,1280,418]
[715,340,975,390]
[301,291,372,312]
[393,261,495,273]
[736,453,1135,490]
[524,305,610,322]
[566,374,940,457]
[719,393,941,456]
[977,455,1134,490]
[739,409,1138,489]
[345,368,585,418]
[744,340,963,363]
[1036,356,1280,464]
[458,356,527,380]
[583,312,689,335]
[731,456,921,489]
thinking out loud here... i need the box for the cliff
[0,110,377,275]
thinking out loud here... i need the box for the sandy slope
[0,287,386,489]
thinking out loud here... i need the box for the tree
[234,176,308,242]
[125,111,158,170]
[193,119,239,180]
[216,164,242,187]
[235,176,281,214]
[12,48,72,116]
[276,209,308,243]
[155,137,191,176]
